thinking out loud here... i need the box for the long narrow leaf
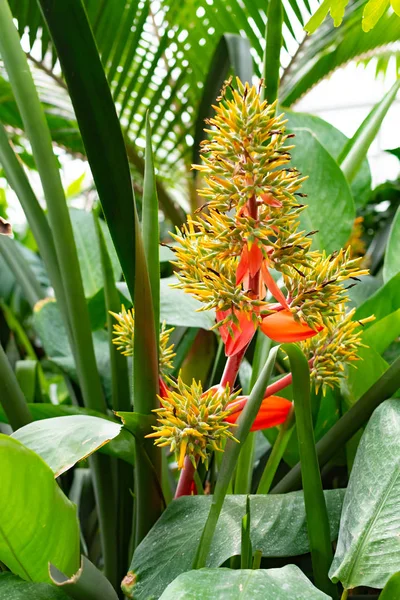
[282,344,336,598]
[262,0,283,104]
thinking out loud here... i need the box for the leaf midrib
[0,519,32,581]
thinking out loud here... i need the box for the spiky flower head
[301,308,375,394]
[110,305,175,376]
[146,377,239,469]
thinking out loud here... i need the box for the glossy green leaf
[339,79,400,183]
[12,415,122,477]
[285,111,371,207]
[330,399,400,589]
[159,566,331,599]
[0,434,79,583]
[289,128,355,253]
[383,206,400,283]
[70,208,121,299]
[362,309,400,355]
[380,571,400,599]
[126,490,344,600]
[0,574,69,600]
[355,273,400,322]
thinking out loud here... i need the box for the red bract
[260,309,323,342]
[236,241,264,285]
[260,261,289,308]
[225,395,292,430]
[217,308,257,356]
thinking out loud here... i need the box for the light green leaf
[304,0,349,33]
[70,208,121,299]
[330,399,400,589]
[355,273,400,323]
[159,566,330,599]
[0,435,79,583]
[127,490,344,599]
[383,206,400,283]
[12,415,122,477]
[0,573,69,599]
[289,128,355,253]
[362,0,390,31]
[286,111,371,207]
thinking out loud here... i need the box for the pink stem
[175,456,196,499]
[220,343,251,388]
[264,357,314,398]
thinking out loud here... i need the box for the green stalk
[272,353,400,494]
[0,124,72,342]
[142,115,160,347]
[0,1,115,584]
[256,405,295,494]
[0,343,32,430]
[95,215,132,584]
[133,206,162,546]
[0,236,44,307]
[234,333,271,494]
[262,0,283,104]
[282,344,336,598]
[192,347,278,569]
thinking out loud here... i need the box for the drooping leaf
[159,566,331,599]
[0,435,80,583]
[126,490,344,600]
[0,573,69,600]
[289,128,355,253]
[12,415,122,477]
[383,206,400,283]
[330,399,400,589]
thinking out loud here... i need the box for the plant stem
[340,589,349,600]
[192,347,278,569]
[282,344,336,598]
[220,345,249,388]
[272,353,400,494]
[262,0,283,104]
[0,343,32,430]
[175,456,196,498]
[256,405,295,494]
[264,371,293,397]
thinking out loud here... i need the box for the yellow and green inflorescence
[110,305,175,376]
[146,378,239,469]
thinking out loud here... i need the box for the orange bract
[217,308,257,356]
[225,395,292,430]
[260,309,323,342]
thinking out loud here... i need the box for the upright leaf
[383,205,400,283]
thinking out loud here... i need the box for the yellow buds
[146,377,239,469]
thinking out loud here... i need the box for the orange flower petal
[260,309,323,342]
[225,395,292,430]
[261,261,289,308]
[236,245,249,285]
[248,242,264,278]
[260,193,282,208]
[217,309,257,356]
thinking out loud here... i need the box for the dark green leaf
[159,566,331,599]
[0,573,69,600]
[330,399,400,589]
[126,490,344,600]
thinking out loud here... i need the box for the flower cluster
[111,305,175,376]
[146,378,239,469]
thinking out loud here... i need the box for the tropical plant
[0,0,399,599]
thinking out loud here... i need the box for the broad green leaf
[362,0,390,31]
[341,345,389,408]
[330,399,400,589]
[286,111,371,207]
[363,309,400,355]
[380,571,400,598]
[159,566,330,599]
[0,573,69,599]
[70,208,121,299]
[126,490,344,599]
[383,206,400,283]
[355,273,400,323]
[0,435,79,583]
[289,128,355,253]
[49,555,119,600]
[12,415,122,477]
